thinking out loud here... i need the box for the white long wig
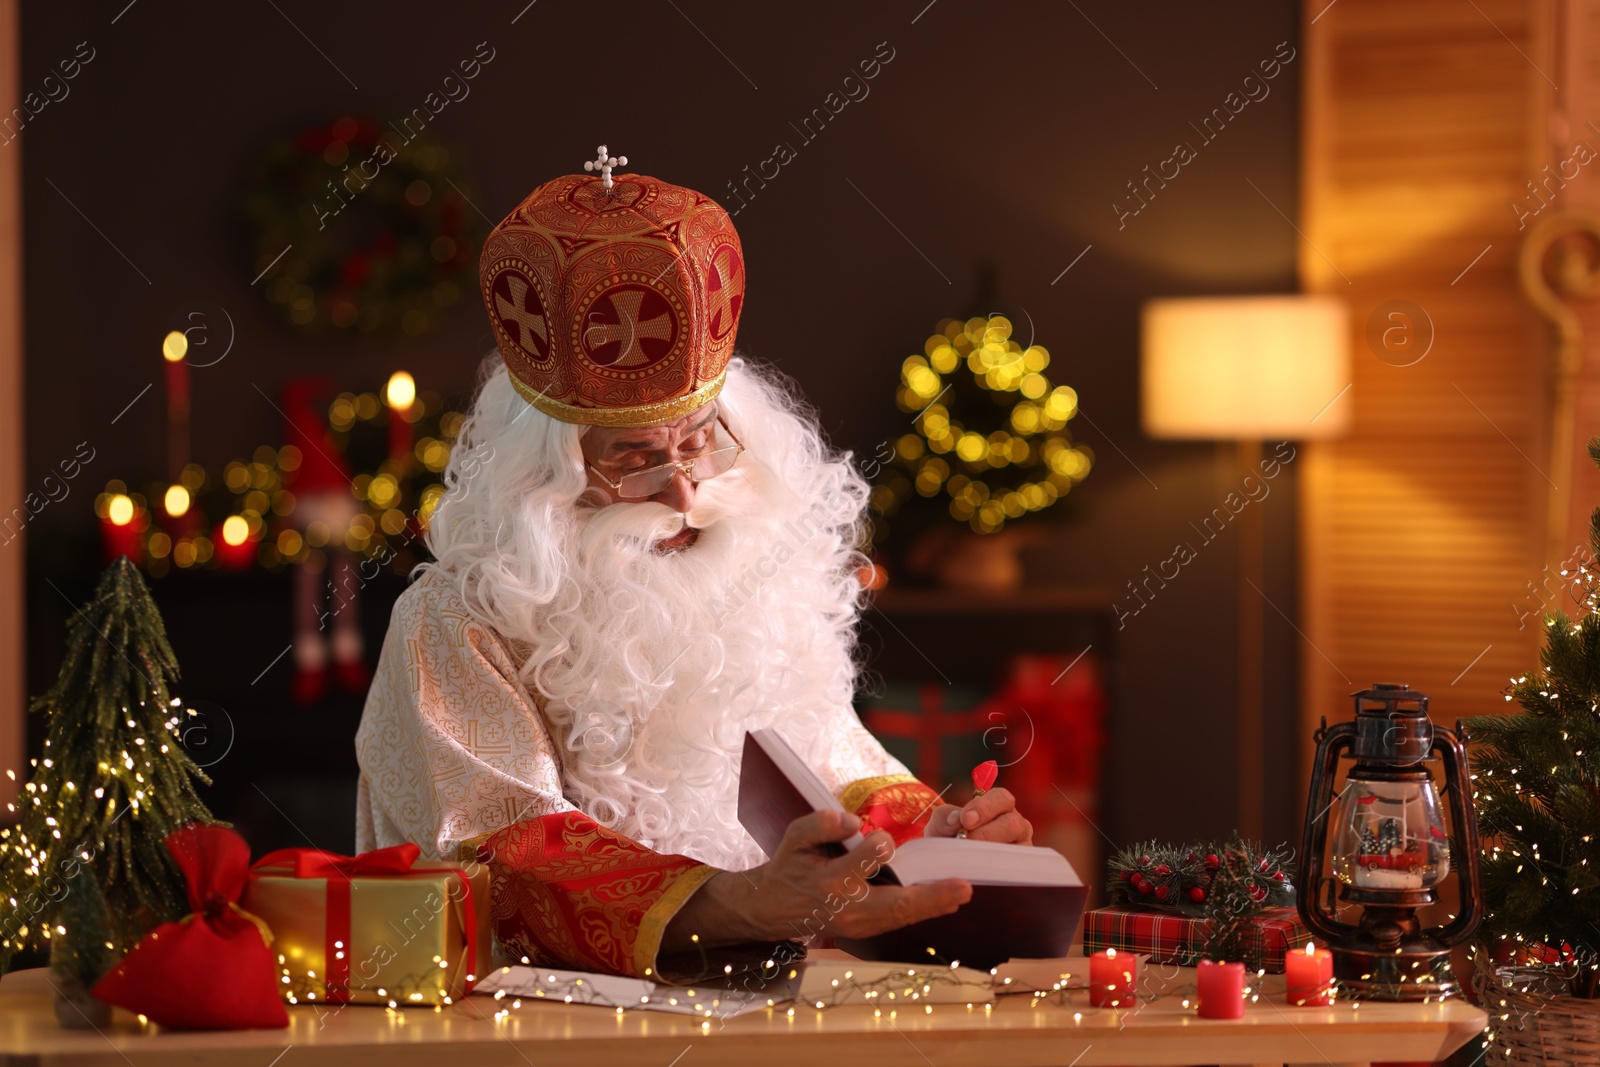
[417,355,873,869]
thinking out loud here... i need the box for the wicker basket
[1473,951,1600,1065]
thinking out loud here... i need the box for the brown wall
[17,2,1305,849]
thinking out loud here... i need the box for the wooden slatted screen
[1298,0,1553,790]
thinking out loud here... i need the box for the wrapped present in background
[862,679,992,793]
[860,650,1107,887]
[240,843,490,1006]
[1082,905,1311,974]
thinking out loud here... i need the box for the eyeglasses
[587,415,745,500]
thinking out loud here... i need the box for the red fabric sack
[91,823,288,1030]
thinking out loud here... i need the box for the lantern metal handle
[1429,723,1484,947]
[1298,720,1357,945]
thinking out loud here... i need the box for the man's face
[579,402,723,554]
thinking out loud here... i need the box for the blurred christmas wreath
[242,115,484,338]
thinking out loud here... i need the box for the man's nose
[651,467,696,512]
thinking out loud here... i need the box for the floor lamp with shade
[1140,295,1350,839]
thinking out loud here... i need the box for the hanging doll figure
[282,378,368,704]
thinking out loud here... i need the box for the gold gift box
[241,855,492,1007]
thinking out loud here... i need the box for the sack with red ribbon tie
[240,841,491,1007]
[91,823,288,1030]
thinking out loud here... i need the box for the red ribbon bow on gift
[91,823,288,1030]
[249,843,479,1005]
[254,841,422,880]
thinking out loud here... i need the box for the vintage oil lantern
[1298,683,1484,999]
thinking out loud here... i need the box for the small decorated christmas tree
[0,558,216,989]
[1466,442,1600,999]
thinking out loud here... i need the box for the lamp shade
[1141,295,1350,440]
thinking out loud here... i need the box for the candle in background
[1088,948,1136,1008]
[1196,959,1245,1019]
[214,516,255,571]
[100,491,144,564]
[162,481,201,543]
[163,330,190,479]
[385,370,417,470]
[1285,943,1334,1006]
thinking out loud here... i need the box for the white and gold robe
[353,568,940,978]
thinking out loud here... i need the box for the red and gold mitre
[478,161,746,427]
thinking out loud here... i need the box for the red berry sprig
[1108,838,1294,916]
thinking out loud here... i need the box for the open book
[737,728,1088,967]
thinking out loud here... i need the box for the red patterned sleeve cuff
[476,811,718,979]
[838,774,942,845]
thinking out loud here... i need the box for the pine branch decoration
[1106,835,1295,966]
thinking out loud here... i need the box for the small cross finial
[583,144,628,191]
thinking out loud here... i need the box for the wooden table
[0,955,1486,1067]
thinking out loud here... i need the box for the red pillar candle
[387,400,414,468]
[100,495,145,565]
[1285,943,1334,1006]
[1087,949,1136,1008]
[214,517,255,571]
[163,333,190,479]
[385,371,417,471]
[1196,959,1245,1019]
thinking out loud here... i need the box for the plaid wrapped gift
[1081,906,1311,973]
[861,679,991,788]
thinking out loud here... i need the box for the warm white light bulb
[221,516,249,547]
[385,371,417,410]
[162,330,187,363]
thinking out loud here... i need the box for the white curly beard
[533,473,861,869]
[426,358,873,870]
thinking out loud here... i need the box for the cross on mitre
[494,275,548,358]
[583,145,628,191]
[585,289,671,367]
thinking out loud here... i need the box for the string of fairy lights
[277,950,466,1009]
[258,935,1358,1028]
[872,314,1093,537]
[480,957,998,1031]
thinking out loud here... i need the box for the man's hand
[924,787,1033,845]
[662,809,971,950]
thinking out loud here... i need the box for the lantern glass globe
[1329,776,1451,891]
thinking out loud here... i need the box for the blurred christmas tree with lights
[869,313,1093,551]
[0,558,215,989]
[1465,437,1600,998]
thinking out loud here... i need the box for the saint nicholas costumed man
[354,149,1032,979]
